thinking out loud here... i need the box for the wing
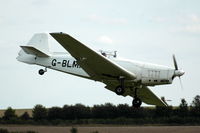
[105,85,167,106]
[50,32,136,81]
[137,86,168,106]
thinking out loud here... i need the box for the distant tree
[103,103,117,118]
[73,104,91,119]
[190,95,200,116]
[32,104,47,120]
[48,107,62,120]
[191,95,200,108]
[117,104,131,118]
[155,106,173,117]
[3,107,16,120]
[180,98,188,108]
[62,105,71,120]
[62,104,91,120]
[92,104,104,119]
[20,112,30,120]
[92,103,117,119]
[178,98,189,117]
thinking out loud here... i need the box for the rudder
[27,33,50,56]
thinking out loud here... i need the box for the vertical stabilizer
[27,33,50,55]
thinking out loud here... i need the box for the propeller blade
[179,77,184,90]
[173,54,178,70]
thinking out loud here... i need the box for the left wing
[50,32,136,81]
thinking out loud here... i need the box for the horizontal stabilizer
[20,46,49,57]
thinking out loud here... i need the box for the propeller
[172,54,185,90]
[173,54,178,70]
[179,77,184,90]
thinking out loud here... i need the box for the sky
[0,0,200,109]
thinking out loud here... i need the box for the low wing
[105,85,167,106]
[50,32,136,81]
[137,86,167,106]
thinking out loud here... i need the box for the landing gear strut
[115,76,125,95]
[38,67,47,75]
[132,88,142,108]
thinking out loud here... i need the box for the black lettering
[62,60,67,67]
[72,61,79,68]
[52,59,57,66]
[67,60,71,67]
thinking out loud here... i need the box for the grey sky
[0,0,200,109]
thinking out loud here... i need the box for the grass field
[0,125,200,133]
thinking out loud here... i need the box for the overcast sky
[0,0,200,109]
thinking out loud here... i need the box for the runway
[0,125,200,133]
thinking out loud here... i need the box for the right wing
[50,32,136,81]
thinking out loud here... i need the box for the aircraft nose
[179,70,185,76]
[174,69,185,77]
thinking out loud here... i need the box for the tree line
[0,95,200,125]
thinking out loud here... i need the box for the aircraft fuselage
[17,51,174,86]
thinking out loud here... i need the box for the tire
[38,69,45,75]
[132,98,142,108]
[115,86,125,95]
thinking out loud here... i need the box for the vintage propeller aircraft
[17,32,185,107]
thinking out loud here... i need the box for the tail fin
[21,33,50,57]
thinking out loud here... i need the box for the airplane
[16,32,185,108]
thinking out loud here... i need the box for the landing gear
[132,98,142,108]
[38,67,47,75]
[132,87,142,108]
[115,86,124,95]
[115,76,125,95]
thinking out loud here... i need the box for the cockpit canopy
[99,50,117,58]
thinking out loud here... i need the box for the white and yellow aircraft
[17,33,185,107]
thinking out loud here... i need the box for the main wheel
[38,69,45,75]
[115,86,125,95]
[132,98,142,108]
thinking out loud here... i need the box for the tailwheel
[38,68,47,75]
[115,86,125,95]
[132,98,142,108]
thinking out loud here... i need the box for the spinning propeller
[172,54,185,89]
